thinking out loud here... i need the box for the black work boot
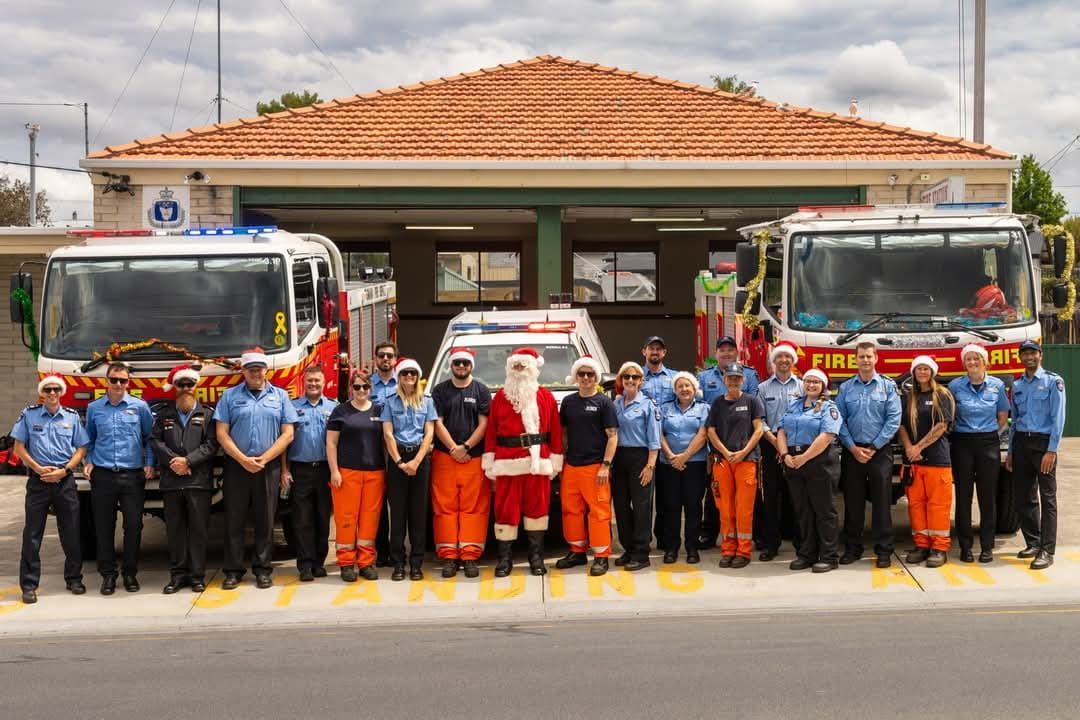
[526,531,547,576]
[494,540,514,578]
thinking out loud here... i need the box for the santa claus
[482,347,563,577]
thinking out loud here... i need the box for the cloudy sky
[2,0,1078,222]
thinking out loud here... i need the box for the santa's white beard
[503,367,540,435]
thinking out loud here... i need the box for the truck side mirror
[1052,282,1069,309]
[735,243,758,287]
[734,289,760,316]
[317,277,339,328]
[1052,234,1068,278]
[9,271,32,323]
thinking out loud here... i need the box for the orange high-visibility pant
[431,451,490,561]
[906,465,953,552]
[331,468,385,568]
[561,463,612,557]
[712,459,758,559]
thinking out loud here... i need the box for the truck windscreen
[430,343,581,390]
[40,255,288,360]
[788,229,1035,332]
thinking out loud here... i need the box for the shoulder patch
[829,406,839,420]
[24,403,41,411]
[1057,378,1065,392]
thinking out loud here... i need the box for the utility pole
[217,0,222,123]
[82,102,89,156]
[26,123,40,226]
[973,0,986,143]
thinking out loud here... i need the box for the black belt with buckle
[496,433,550,448]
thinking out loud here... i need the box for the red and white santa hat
[566,355,604,384]
[37,372,67,397]
[911,355,939,376]
[672,370,702,397]
[960,343,989,363]
[507,346,544,369]
[163,363,201,392]
[448,347,476,365]
[802,368,830,388]
[393,357,423,379]
[770,341,800,365]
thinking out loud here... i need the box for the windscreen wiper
[837,312,999,345]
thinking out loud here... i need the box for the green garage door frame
[1042,344,1080,437]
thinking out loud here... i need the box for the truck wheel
[79,492,97,561]
[995,467,1021,535]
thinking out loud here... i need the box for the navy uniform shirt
[835,373,902,450]
[380,394,438,446]
[707,392,765,461]
[11,404,89,468]
[778,397,843,447]
[641,365,678,406]
[614,393,662,450]
[288,395,338,462]
[85,393,154,469]
[948,375,1009,435]
[430,379,491,457]
[1010,367,1067,453]
[327,402,385,471]
[560,392,619,466]
[214,382,299,456]
[699,365,760,406]
[370,373,398,407]
[757,374,804,433]
[901,388,955,466]
[658,399,710,464]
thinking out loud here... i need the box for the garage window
[436,245,521,304]
[573,246,658,303]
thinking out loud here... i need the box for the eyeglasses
[577,371,596,379]
[41,387,62,394]
[451,359,473,367]
[352,383,371,390]
[621,374,642,381]
[107,377,130,385]
[175,381,196,389]
[398,370,419,377]
[376,352,395,359]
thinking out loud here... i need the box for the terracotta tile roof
[89,55,1012,162]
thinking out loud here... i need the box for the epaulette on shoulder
[61,405,80,414]
[22,403,42,412]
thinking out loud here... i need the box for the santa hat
[37,372,67,397]
[448,347,476,365]
[507,347,544,369]
[911,355,939,376]
[241,347,268,368]
[617,361,644,377]
[393,357,423,379]
[566,355,604,384]
[960,344,989,363]
[163,363,200,392]
[672,371,702,397]
[802,368,830,388]
[770,341,800,365]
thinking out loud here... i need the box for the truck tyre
[995,467,1021,535]
[79,492,97,561]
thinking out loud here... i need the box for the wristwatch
[462,441,471,451]
[601,459,611,467]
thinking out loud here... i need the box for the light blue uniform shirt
[642,365,678,406]
[779,397,843,447]
[11,404,89,467]
[699,366,760,406]
[1009,367,1066,452]
[213,382,299,456]
[757,374,804,433]
[177,409,193,428]
[380,394,438,446]
[835,373,901,450]
[85,393,154,469]
[614,393,662,450]
[370,373,398,407]
[658,399,710,464]
[288,395,338,462]
[948,375,1009,434]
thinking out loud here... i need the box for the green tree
[256,90,323,115]
[1012,153,1067,225]
[0,174,51,226]
[711,74,754,94]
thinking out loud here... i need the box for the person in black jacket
[150,364,219,594]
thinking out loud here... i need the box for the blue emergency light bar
[933,202,1007,210]
[450,320,576,334]
[183,226,278,236]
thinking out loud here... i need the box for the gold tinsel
[95,338,240,370]
[737,229,771,330]
[1042,224,1076,322]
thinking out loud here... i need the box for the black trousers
[163,489,211,581]
[20,473,81,591]
[1013,433,1057,554]
[698,458,720,546]
[658,461,707,553]
[612,447,654,562]
[387,447,431,567]
[90,468,146,578]
[753,443,794,554]
[290,461,332,571]
[786,450,840,564]
[950,432,999,552]
[840,445,894,556]
[223,459,280,577]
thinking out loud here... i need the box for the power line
[277,0,356,95]
[1,159,94,175]
[222,97,253,115]
[171,0,204,132]
[94,0,179,145]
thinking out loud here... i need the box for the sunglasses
[352,383,371,390]
[577,371,596,379]
[175,381,196,389]
[41,387,63,394]
[376,352,396,359]
[107,377,130,385]
[451,359,473,367]
[621,374,642,381]
[398,370,419,377]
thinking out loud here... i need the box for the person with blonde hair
[611,360,661,571]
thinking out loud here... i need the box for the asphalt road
[3,607,1079,720]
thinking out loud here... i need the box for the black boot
[495,540,514,578]
[526,531,547,576]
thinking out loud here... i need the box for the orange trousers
[712,460,758,559]
[906,465,953,551]
[331,468,385,568]
[561,463,612,557]
[431,451,490,560]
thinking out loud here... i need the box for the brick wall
[0,256,46,429]
[92,186,143,229]
[189,185,234,227]
[92,184,234,229]
[867,182,1008,206]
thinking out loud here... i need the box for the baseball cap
[1018,340,1042,353]
[722,362,745,377]
[643,335,666,348]
[716,335,737,348]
